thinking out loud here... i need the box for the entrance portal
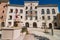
[49,23,52,29]
[25,22,29,27]
[33,22,37,28]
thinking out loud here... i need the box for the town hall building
[5,1,59,29]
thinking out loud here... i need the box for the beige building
[0,0,9,39]
[0,0,9,29]
[57,14,60,28]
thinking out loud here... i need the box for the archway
[25,22,29,27]
[33,22,37,28]
[49,23,52,29]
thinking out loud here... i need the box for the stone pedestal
[2,28,21,40]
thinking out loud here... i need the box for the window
[8,22,11,25]
[30,6,32,10]
[16,15,18,18]
[35,11,37,14]
[35,16,37,20]
[0,2,1,4]
[3,4,7,8]
[0,34,1,39]
[26,6,28,10]
[42,22,46,28]
[52,9,56,14]
[33,22,37,28]
[1,16,3,19]
[20,9,23,13]
[15,9,18,13]
[26,16,28,20]
[48,16,50,20]
[41,9,45,14]
[21,16,22,19]
[3,6,5,8]
[25,22,29,27]
[54,22,57,26]
[9,15,12,20]
[53,16,56,20]
[1,22,5,27]
[47,9,50,14]
[9,9,13,13]
[5,4,8,7]
[35,6,37,9]
[49,23,52,29]
[30,16,32,20]
[14,21,18,27]
[3,10,4,13]
[26,11,28,14]
[30,11,32,14]
[42,16,45,20]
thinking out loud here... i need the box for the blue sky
[10,0,60,12]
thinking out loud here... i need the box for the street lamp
[43,16,48,33]
[51,21,54,36]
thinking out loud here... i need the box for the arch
[52,9,55,14]
[25,22,29,27]
[47,9,50,14]
[33,22,37,28]
[49,23,52,29]
[41,9,45,14]
[15,9,18,13]
[54,22,57,26]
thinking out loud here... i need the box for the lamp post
[51,21,54,36]
[51,26,54,35]
[44,14,48,33]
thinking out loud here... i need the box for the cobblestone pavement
[28,28,60,40]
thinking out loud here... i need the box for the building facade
[0,0,9,29]
[6,1,59,29]
[57,14,60,28]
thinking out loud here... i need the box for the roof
[1,0,9,2]
[38,4,58,7]
[8,4,24,7]
[8,4,58,7]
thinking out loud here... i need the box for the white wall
[6,2,59,28]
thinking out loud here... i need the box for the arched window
[1,22,5,27]
[35,11,37,14]
[9,9,13,13]
[26,6,28,10]
[26,11,28,14]
[54,22,57,26]
[15,9,18,13]
[41,9,45,14]
[14,21,18,27]
[49,23,52,29]
[30,16,32,20]
[35,16,37,20]
[33,22,37,28]
[47,9,50,14]
[30,6,32,10]
[20,9,23,13]
[52,9,55,14]
[53,16,56,20]
[25,22,29,27]
[26,16,28,20]
[35,6,37,9]
[42,16,45,20]
[48,16,50,20]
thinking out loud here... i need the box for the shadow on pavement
[34,35,50,40]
